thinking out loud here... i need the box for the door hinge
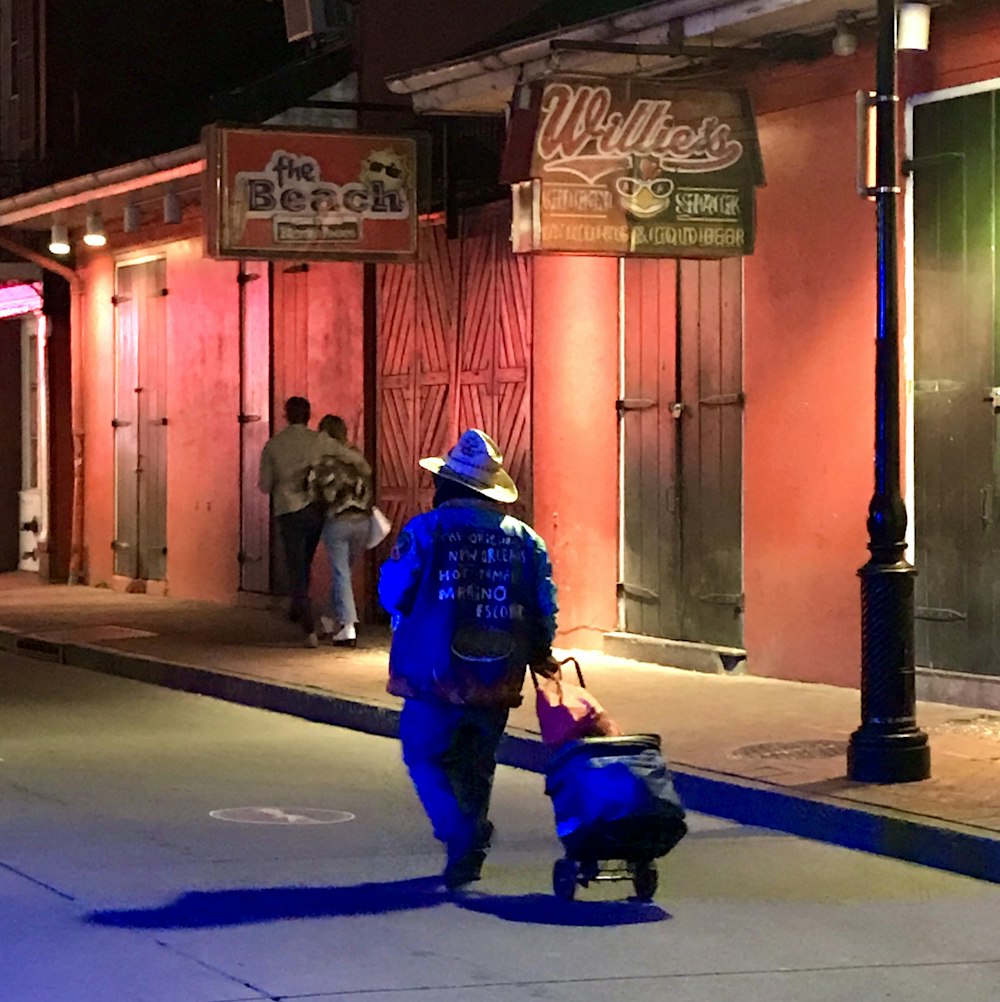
[915,606,967,623]
[699,592,744,611]
[617,581,659,601]
[914,379,963,395]
[700,392,745,408]
[238,413,262,424]
[901,151,965,176]
[615,398,655,414]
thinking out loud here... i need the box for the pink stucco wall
[163,239,242,602]
[742,58,878,687]
[532,254,620,649]
[79,254,115,587]
[741,3,1000,686]
[77,238,365,605]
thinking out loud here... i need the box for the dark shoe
[332,637,357,649]
[443,849,486,890]
[474,820,495,852]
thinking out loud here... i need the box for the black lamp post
[846,0,931,783]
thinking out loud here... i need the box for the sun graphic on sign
[360,149,409,193]
[614,153,675,219]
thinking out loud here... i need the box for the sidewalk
[2,577,1000,883]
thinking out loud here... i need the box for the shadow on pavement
[86,878,670,929]
[86,875,447,929]
[454,891,670,926]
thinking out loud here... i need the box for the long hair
[319,414,348,441]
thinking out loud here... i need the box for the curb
[5,627,1000,886]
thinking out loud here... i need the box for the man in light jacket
[379,428,558,889]
[259,396,323,647]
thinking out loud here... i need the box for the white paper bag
[366,506,392,549]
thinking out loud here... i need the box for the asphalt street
[3,651,1000,1002]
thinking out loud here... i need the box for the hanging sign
[204,124,417,261]
[501,79,764,258]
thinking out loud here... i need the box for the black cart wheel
[632,861,658,901]
[553,858,578,901]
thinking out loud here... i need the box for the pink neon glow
[0,282,42,319]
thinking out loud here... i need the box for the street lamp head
[898,2,931,52]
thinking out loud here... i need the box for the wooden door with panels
[377,204,532,539]
[912,88,1000,677]
[620,256,744,649]
[112,257,168,582]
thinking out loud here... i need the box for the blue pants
[321,511,369,626]
[400,699,509,861]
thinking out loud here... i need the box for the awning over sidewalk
[0,145,206,235]
[386,0,880,114]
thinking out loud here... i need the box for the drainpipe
[0,233,85,585]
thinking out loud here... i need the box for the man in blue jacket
[379,429,558,889]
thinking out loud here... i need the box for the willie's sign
[501,79,764,258]
[204,125,417,262]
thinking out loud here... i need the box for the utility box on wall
[282,0,352,42]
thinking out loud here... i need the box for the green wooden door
[621,256,744,648]
[912,90,1000,675]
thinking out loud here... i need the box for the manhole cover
[933,715,1000,739]
[729,739,848,761]
[210,807,356,825]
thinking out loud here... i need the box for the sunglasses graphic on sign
[370,161,402,178]
[614,155,675,219]
[360,149,408,193]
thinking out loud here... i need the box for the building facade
[2,0,1000,706]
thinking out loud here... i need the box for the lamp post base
[847,726,931,784]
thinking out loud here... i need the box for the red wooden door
[376,204,533,537]
[377,220,458,537]
[458,203,533,520]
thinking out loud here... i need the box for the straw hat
[419,429,518,503]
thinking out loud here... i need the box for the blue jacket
[379,498,558,708]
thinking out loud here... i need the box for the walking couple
[258,395,373,648]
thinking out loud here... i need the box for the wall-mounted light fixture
[123,201,141,234]
[898,2,931,51]
[832,11,858,57]
[48,221,70,256]
[163,189,182,224]
[83,210,107,247]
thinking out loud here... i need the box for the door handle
[981,486,993,527]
